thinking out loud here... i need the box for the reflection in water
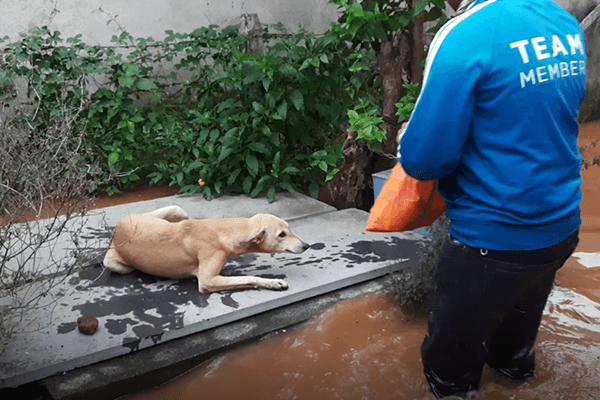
[543,286,600,338]
[572,252,600,268]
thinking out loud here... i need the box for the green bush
[0,17,378,200]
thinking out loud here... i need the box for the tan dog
[103,206,310,293]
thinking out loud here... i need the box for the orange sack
[366,163,445,232]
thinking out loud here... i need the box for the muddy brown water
[107,123,600,400]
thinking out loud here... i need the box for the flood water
[121,122,600,400]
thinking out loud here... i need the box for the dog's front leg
[194,252,288,293]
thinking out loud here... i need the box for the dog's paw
[265,279,288,291]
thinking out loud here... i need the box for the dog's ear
[249,229,266,245]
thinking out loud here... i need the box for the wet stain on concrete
[57,322,78,334]
[256,274,286,280]
[221,293,240,309]
[310,243,326,250]
[132,324,161,340]
[123,338,141,353]
[334,238,418,264]
[150,333,164,345]
[62,265,212,340]
[105,318,139,335]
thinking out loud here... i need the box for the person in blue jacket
[397,0,586,398]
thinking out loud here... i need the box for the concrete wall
[0,0,340,44]
[3,0,598,122]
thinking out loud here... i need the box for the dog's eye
[278,231,287,238]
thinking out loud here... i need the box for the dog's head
[247,214,310,254]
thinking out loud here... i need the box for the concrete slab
[41,274,406,400]
[2,192,338,276]
[0,193,423,389]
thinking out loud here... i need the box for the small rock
[77,315,98,335]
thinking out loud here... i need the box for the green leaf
[279,64,297,76]
[105,186,120,196]
[423,7,443,22]
[147,172,163,184]
[267,186,276,202]
[118,75,135,88]
[413,0,430,16]
[243,175,253,194]
[242,69,261,87]
[281,166,300,175]
[318,160,328,172]
[108,152,119,165]
[321,30,337,47]
[124,63,140,76]
[248,142,270,154]
[326,168,340,182]
[228,168,242,186]
[221,127,239,146]
[349,63,367,72]
[347,109,359,121]
[276,100,287,121]
[217,145,235,162]
[175,172,184,185]
[299,59,312,71]
[251,175,270,198]
[279,181,295,192]
[273,151,281,171]
[246,154,259,176]
[186,159,203,171]
[252,101,264,114]
[289,90,304,111]
[209,129,220,144]
[181,184,202,194]
[135,78,158,91]
[217,98,237,114]
[312,149,328,159]
[262,78,271,92]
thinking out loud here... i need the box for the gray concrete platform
[0,192,424,396]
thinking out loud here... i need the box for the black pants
[421,230,579,398]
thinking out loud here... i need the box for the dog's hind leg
[143,205,189,222]
[103,247,136,274]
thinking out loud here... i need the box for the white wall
[0,0,340,44]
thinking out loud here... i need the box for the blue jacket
[398,0,586,250]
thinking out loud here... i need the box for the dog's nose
[303,242,311,251]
